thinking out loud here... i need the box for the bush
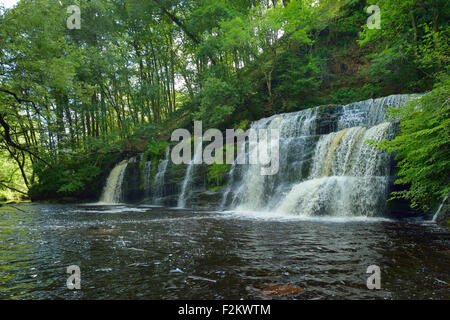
[378,77,450,211]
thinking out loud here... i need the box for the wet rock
[435,198,449,228]
[194,190,224,208]
[315,104,342,135]
[122,156,144,203]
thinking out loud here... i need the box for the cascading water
[99,160,128,204]
[143,160,152,197]
[275,122,393,216]
[153,147,170,205]
[432,195,448,222]
[229,107,319,210]
[219,160,237,209]
[99,94,419,214]
[178,140,203,208]
[224,94,420,217]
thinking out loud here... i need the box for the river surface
[0,203,448,300]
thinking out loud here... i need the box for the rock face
[100,94,426,219]
[122,156,144,203]
[191,190,224,209]
[435,197,450,227]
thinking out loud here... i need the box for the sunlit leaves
[378,78,450,210]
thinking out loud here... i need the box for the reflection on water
[0,203,449,300]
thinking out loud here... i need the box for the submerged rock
[193,190,224,209]
[261,284,303,296]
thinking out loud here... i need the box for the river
[0,203,448,299]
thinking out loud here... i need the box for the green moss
[208,185,228,192]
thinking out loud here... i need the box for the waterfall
[432,195,448,222]
[178,140,203,208]
[336,94,416,130]
[275,123,393,217]
[219,160,237,209]
[143,160,152,197]
[227,108,319,210]
[153,147,170,205]
[99,160,128,204]
[98,94,419,214]
[224,94,419,217]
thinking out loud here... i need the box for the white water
[178,140,203,208]
[219,160,237,209]
[143,160,152,197]
[309,122,392,178]
[97,94,419,216]
[337,94,417,129]
[225,94,419,217]
[99,160,128,204]
[432,195,448,222]
[153,147,170,205]
[220,209,393,222]
[230,108,319,210]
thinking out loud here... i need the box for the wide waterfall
[222,94,419,217]
[98,94,420,216]
[99,160,128,204]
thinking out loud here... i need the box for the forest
[0,0,448,213]
[1,0,450,303]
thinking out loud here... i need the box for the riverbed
[0,203,448,299]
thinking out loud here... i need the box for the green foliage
[207,163,231,188]
[205,141,232,189]
[273,52,323,111]
[208,184,228,192]
[329,85,374,105]
[144,139,168,162]
[57,165,102,194]
[85,133,123,154]
[0,151,29,201]
[194,77,238,129]
[29,153,117,201]
[358,0,449,95]
[234,119,249,131]
[377,78,450,211]
[0,0,448,205]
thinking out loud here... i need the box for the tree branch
[0,181,28,195]
[151,0,216,64]
[0,113,50,166]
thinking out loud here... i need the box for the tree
[378,76,450,211]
